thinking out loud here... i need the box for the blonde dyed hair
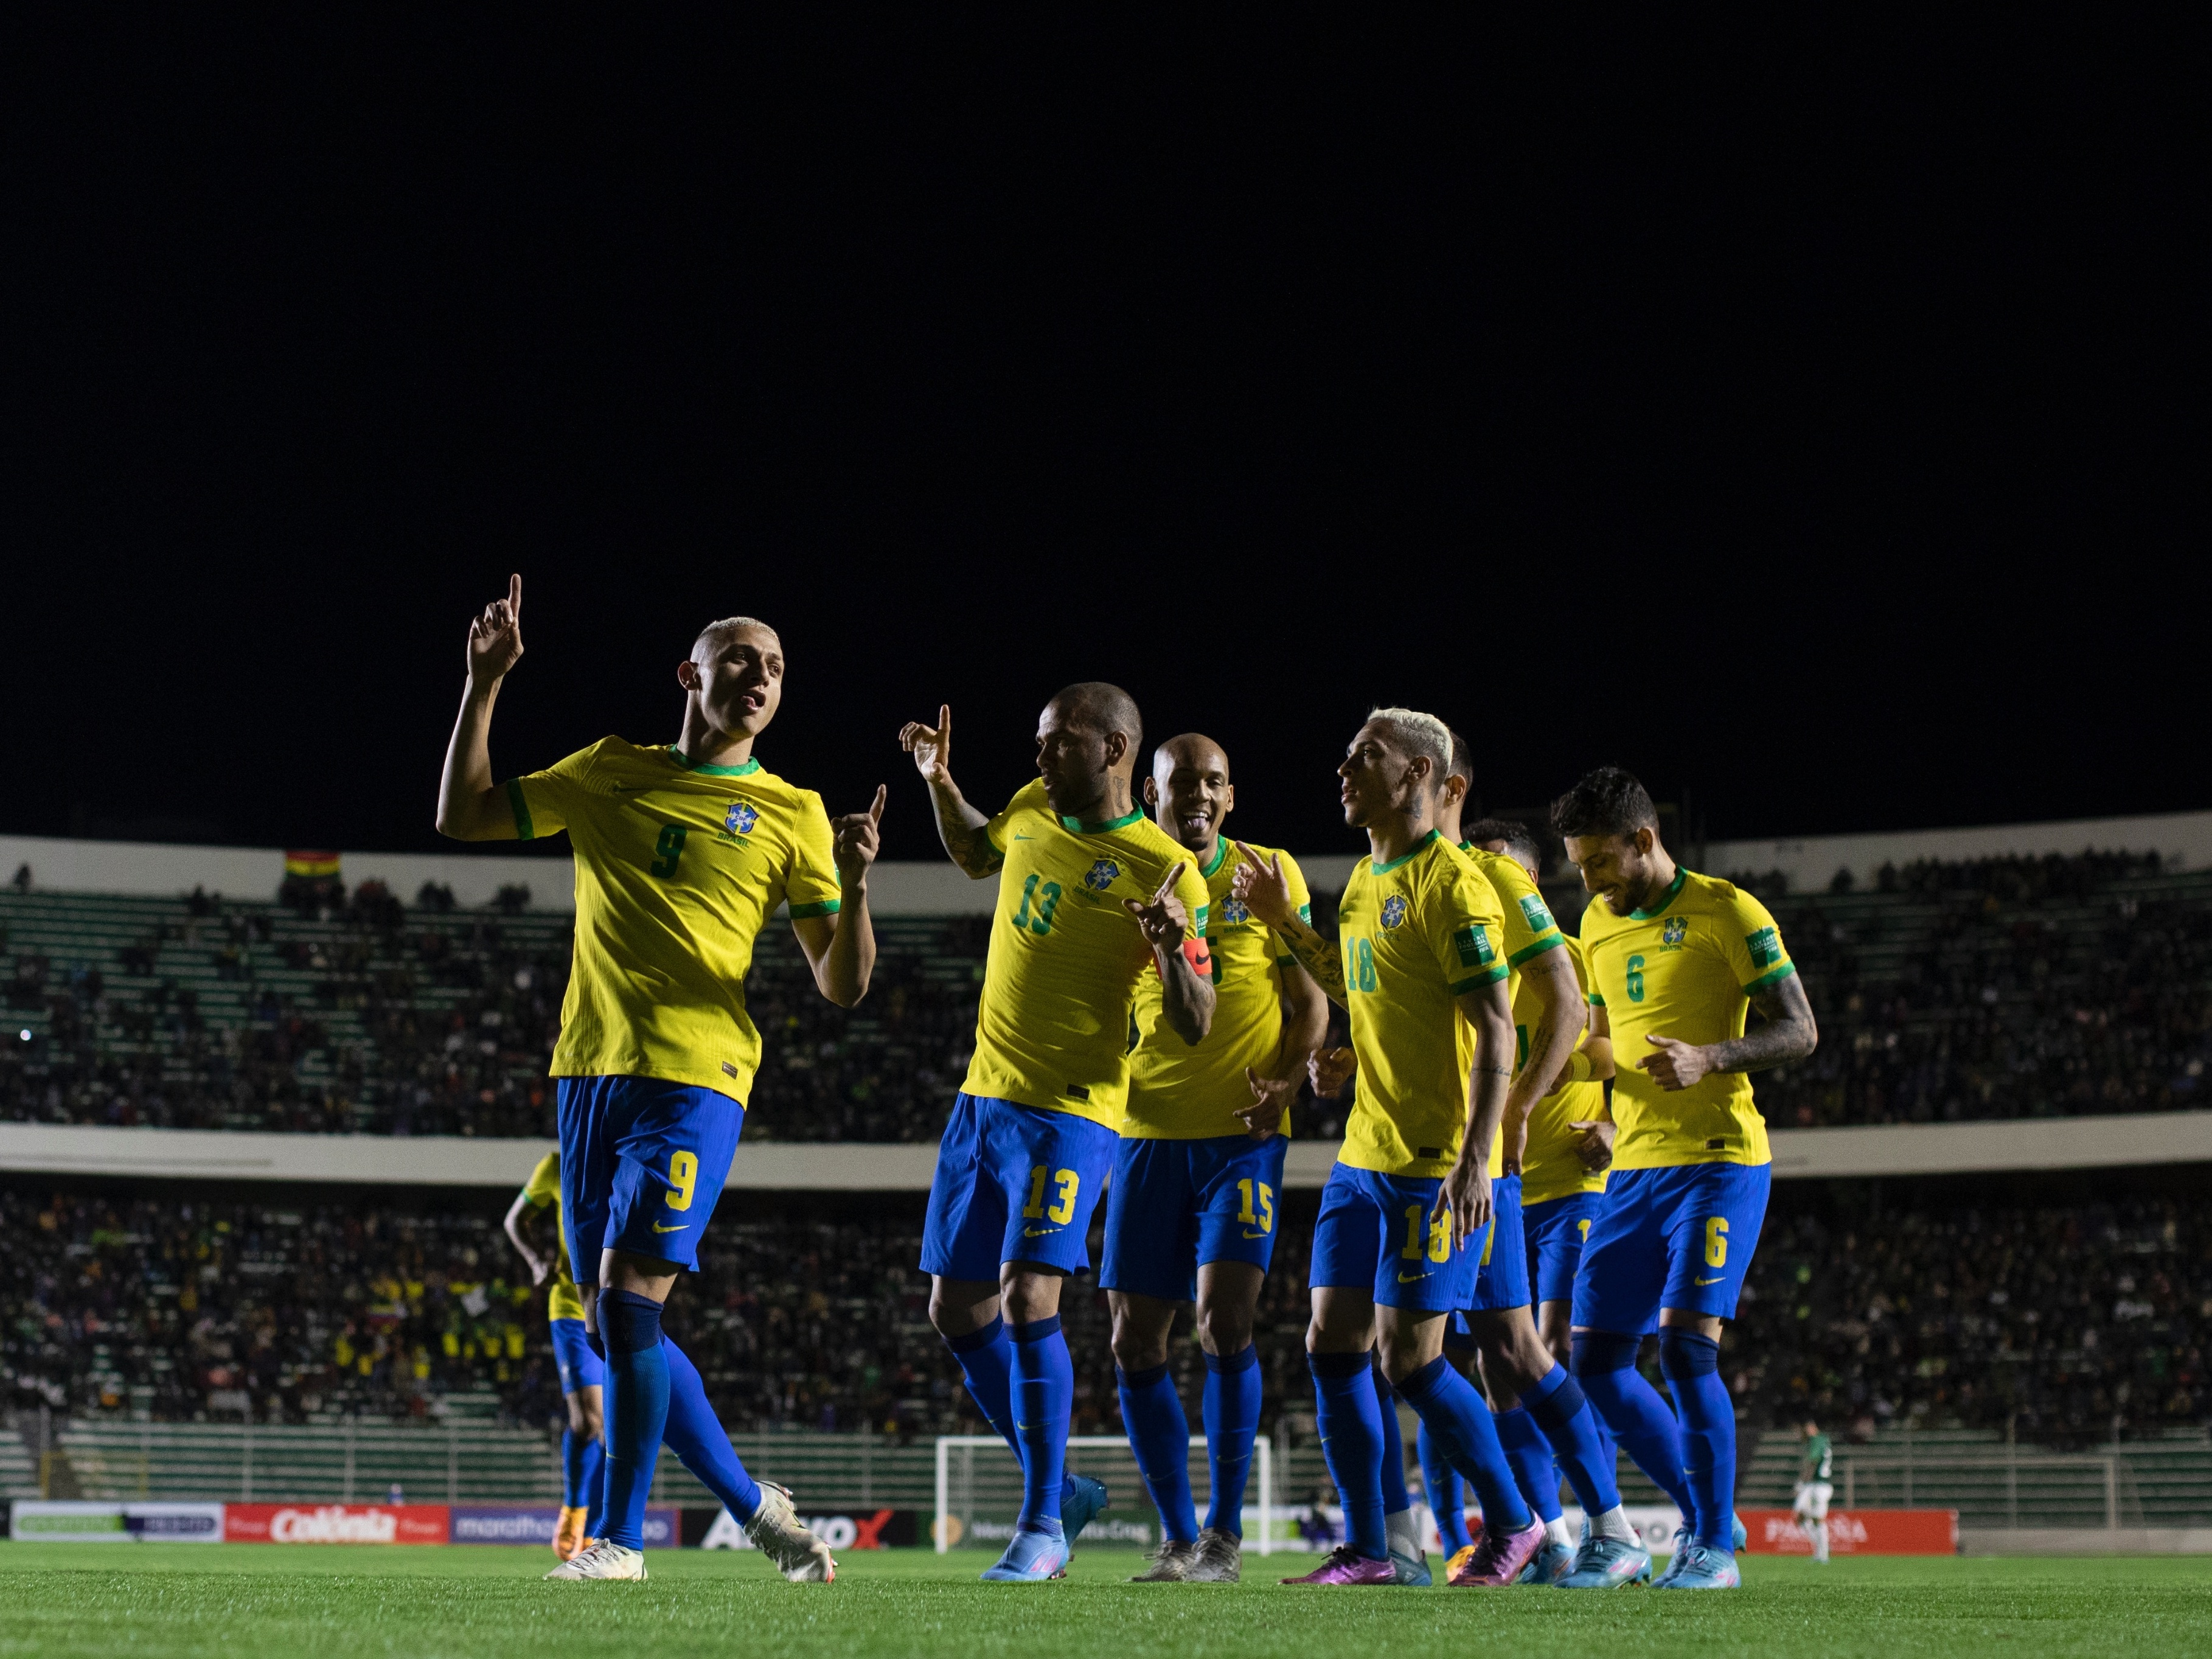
[692,616,781,661]
[1365,705,1452,781]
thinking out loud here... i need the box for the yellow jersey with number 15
[1335,832,1510,1180]
[507,739,842,1107]
[1578,868,1795,1170]
[1125,840,1312,1139]
[1517,934,1610,1206]
[962,781,1213,1130]
[1452,844,1567,1177]
[520,1152,586,1324]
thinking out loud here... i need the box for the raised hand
[1236,1065,1299,1141]
[899,704,953,785]
[832,785,888,886]
[1308,1045,1357,1098]
[1640,1032,1714,1091]
[1124,863,1191,952]
[467,573,524,684]
[1228,842,1295,927]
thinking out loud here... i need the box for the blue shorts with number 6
[920,1093,1118,1281]
[549,1316,605,1396]
[1309,1161,1485,1314]
[1571,1161,1771,1334]
[1524,1191,1606,1307]
[1101,1132,1289,1303]
[557,1074,744,1276]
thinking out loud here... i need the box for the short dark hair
[1052,681,1143,756]
[1464,816,1542,872]
[1445,728,1474,787]
[1551,767,1659,840]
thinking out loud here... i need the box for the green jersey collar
[1630,866,1689,920]
[669,747,760,777]
[1059,806,1145,834]
[1199,837,1231,878]
[1371,827,1441,875]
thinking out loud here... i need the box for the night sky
[10,16,2199,864]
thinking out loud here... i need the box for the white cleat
[544,1539,647,1581]
[745,1481,838,1582]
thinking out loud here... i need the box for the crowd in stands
[10,1180,2207,1453]
[1,848,2205,1141]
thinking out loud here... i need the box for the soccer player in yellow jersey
[1554,767,1818,1590]
[900,685,1215,1582]
[1233,708,1543,1588]
[506,1150,603,1559]
[439,574,881,1584]
[1102,734,1329,1584]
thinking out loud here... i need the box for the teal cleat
[1655,1543,1740,1589]
[1650,1525,1692,1587]
[980,1528,1070,1582]
[1388,1548,1431,1587]
[1517,1540,1576,1584]
[1553,1528,1651,1588]
[1732,1511,1748,1553]
[1060,1475,1109,1548]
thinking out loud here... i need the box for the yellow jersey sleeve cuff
[1742,961,1798,996]
[1508,930,1565,967]
[788,897,841,919]
[506,778,535,842]
[1450,964,1511,994]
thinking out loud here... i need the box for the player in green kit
[1793,1420,1834,1562]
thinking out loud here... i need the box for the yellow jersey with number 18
[520,1152,586,1324]
[962,781,1213,1130]
[1335,832,1510,1180]
[1579,868,1795,1170]
[1125,840,1312,1139]
[1452,844,1566,1177]
[507,739,842,1107]
[1517,934,1610,1206]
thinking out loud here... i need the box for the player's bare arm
[1125,864,1216,1045]
[1440,976,1515,1247]
[1497,943,1584,1173]
[899,705,1004,878]
[1641,969,1819,1091]
[435,573,526,841]
[1236,957,1329,1139]
[1229,843,1348,1004]
[1569,1001,1616,1169]
[501,1185,552,1287]
[793,784,885,1007]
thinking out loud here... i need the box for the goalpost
[934,1435,1274,1556]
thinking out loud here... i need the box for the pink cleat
[1446,1518,1547,1587]
[1281,1545,1399,1585]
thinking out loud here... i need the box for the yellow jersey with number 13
[1578,868,1795,1170]
[520,1152,586,1324]
[962,780,1213,1130]
[1335,832,1509,1180]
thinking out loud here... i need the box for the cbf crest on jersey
[1662,915,1688,946]
[718,800,759,843]
[1380,895,1408,930]
[1219,895,1252,925]
[1083,858,1121,892]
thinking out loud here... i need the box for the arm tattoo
[1708,975,1819,1073]
[1273,915,1347,1006]
[930,781,1003,878]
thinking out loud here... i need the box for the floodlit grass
[2,1544,2209,1659]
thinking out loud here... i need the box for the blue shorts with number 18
[1101,1132,1289,1303]
[920,1093,1118,1281]
[1309,1161,1484,1313]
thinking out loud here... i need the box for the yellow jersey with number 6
[1335,832,1509,1180]
[1517,934,1610,1206]
[520,1151,586,1323]
[507,739,842,1106]
[963,780,1213,1129]
[1125,840,1311,1139]
[1578,868,1794,1169]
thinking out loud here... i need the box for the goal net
[933,1435,1275,1554]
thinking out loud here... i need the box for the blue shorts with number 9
[920,1093,1118,1281]
[1309,1161,1484,1314]
[557,1074,745,1276]
[1571,1162,1771,1334]
[1101,1132,1289,1303]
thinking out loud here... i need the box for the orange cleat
[553,1505,588,1560]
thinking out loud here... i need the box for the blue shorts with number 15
[1101,1132,1289,1303]
[920,1094,1118,1281]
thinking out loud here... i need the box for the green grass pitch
[2,1544,2208,1659]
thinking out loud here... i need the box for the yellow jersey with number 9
[1578,868,1794,1169]
[1517,934,1610,1206]
[1125,840,1311,1139]
[507,739,842,1107]
[520,1151,586,1323]
[1452,844,1567,1177]
[963,781,1213,1129]
[1335,832,1510,1180]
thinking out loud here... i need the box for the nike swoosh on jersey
[1397,1271,1428,1283]
[1022,1226,1060,1237]
[652,1222,690,1233]
[1013,833,1037,840]
[1241,1229,1269,1240]
[1694,1275,1723,1285]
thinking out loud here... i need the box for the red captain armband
[1180,936,1212,978]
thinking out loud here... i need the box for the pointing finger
[508,572,522,617]
[1153,862,1187,903]
[869,784,887,823]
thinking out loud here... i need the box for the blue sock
[1660,1329,1734,1548]
[1522,1362,1621,1515]
[1118,1362,1198,1545]
[659,1337,762,1523]
[599,1289,669,1551]
[583,1428,607,1539]
[1010,1317,1071,1537]
[945,1316,1021,1458]
[562,1425,586,1509]
[1572,1329,1694,1518]
[1372,1362,1412,1520]
[1202,1344,1261,1536]
[1494,1408,1563,1523]
[1417,1422,1472,1554]
[1307,1352,1387,1560]
[1394,1355,1532,1534]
